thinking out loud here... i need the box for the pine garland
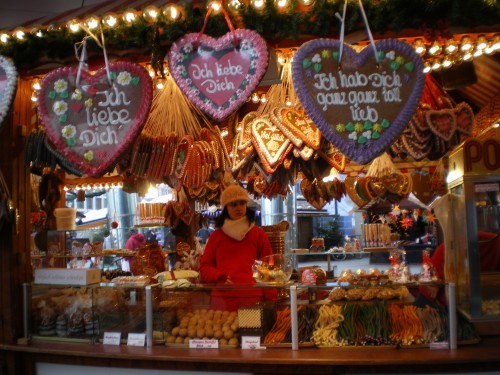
[0,0,498,71]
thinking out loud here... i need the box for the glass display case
[446,133,500,335]
[25,283,152,344]
[23,279,464,350]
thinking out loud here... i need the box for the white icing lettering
[80,127,119,147]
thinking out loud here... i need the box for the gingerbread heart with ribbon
[454,102,474,135]
[0,55,18,129]
[292,39,425,165]
[37,62,152,177]
[168,8,269,122]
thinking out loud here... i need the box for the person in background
[200,184,277,311]
[196,221,213,245]
[125,229,146,250]
[103,230,115,249]
[123,229,146,272]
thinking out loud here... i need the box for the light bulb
[67,19,81,33]
[163,5,181,21]
[85,16,100,30]
[103,13,118,28]
[143,6,159,22]
[123,9,137,24]
[14,28,25,40]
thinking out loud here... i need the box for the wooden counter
[2,336,500,374]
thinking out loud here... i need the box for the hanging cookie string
[336,0,379,66]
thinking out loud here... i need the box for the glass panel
[475,181,500,318]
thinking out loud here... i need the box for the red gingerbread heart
[168,29,269,122]
[37,62,152,177]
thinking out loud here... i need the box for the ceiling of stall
[1,0,499,118]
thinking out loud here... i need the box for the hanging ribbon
[74,23,112,88]
[358,0,379,64]
[196,5,238,49]
[336,0,380,65]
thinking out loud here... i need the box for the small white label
[241,336,265,350]
[475,183,499,193]
[103,332,121,345]
[189,339,219,349]
[127,333,146,346]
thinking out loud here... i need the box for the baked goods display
[32,287,127,338]
[163,308,239,347]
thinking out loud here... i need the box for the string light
[300,0,315,6]
[13,28,25,40]
[103,13,118,28]
[143,6,159,22]
[163,5,182,21]
[428,41,441,55]
[275,0,289,10]
[251,0,265,10]
[85,16,100,30]
[0,33,9,44]
[30,91,38,102]
[123,9,137,24]
[226,0,243,11]
[209,1,222,12]
[32,78,41,91]
[67,19,81,33]
[251,93,260,103]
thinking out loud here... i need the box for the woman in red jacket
[200,184,277,311]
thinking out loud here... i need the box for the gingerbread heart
[411,172,434,205]
[318,139,347,172]
[37,62,152,177]
[344,176,367,207]
[272,106,321,149]
[237,111,258,152]
[381,173,404,194]
[455,102,474,135]
[0,55,18,129]
[168,29,269,122]
[292,39,424,165]
[251,115,293,173]
[426,108,457,141]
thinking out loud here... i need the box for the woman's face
[226,200,247,220]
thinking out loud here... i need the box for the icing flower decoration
[311,54,322,63]
[321,49,330,59]
[116,71,132,86]
[362,130,372,139]
[71,89,83,100]
[335,123,345,132]
[354,122,364,133]
[85,98,93,107]
[52,100,68,115]
[84,150,94,161]
[348,131,357,140]
[54,79,68,93]
[62,125,76,139]
[373,123,383,133]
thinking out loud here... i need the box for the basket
[54,208,76,231]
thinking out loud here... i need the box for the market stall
[0,0,499,373]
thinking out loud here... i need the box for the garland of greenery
[0,0,498,71]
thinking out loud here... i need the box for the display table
[2,337,500,374]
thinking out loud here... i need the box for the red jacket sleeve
[200,231,227,283]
